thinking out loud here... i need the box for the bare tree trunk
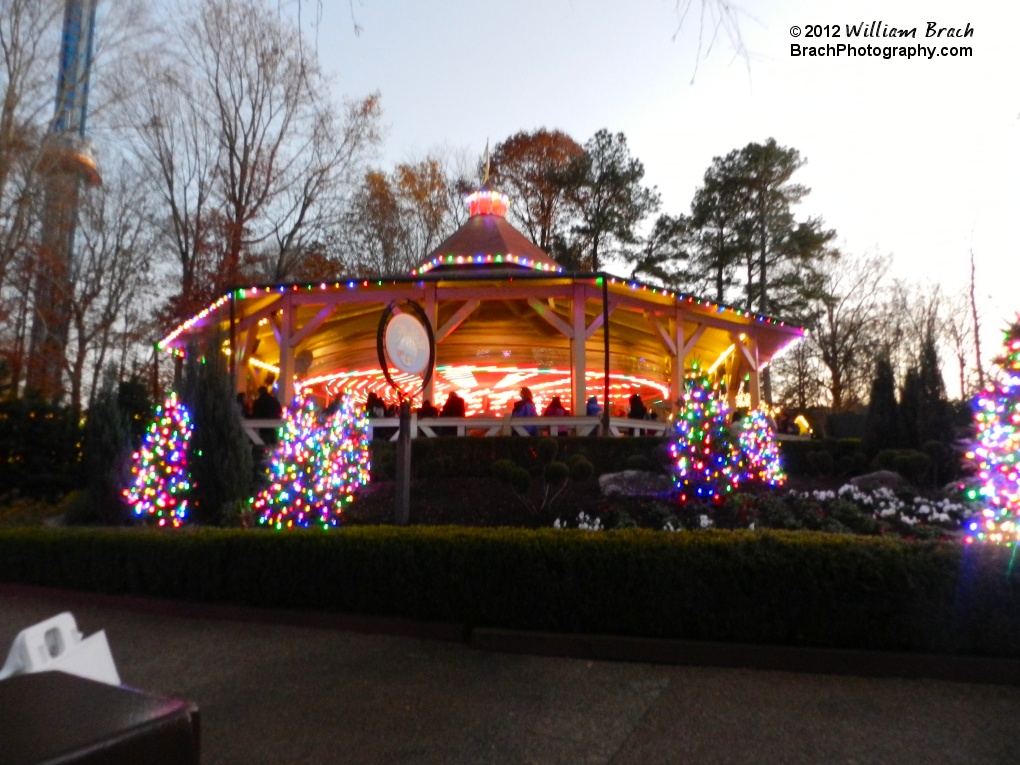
[969,250,984,389]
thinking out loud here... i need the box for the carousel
[158,186,804,436]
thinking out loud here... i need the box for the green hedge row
[1,527,1017,657]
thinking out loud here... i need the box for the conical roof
[411,190,564,276]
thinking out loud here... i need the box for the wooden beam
[291,304,337,347]
[584,302,617,340]
[527,297,573,338]
[436,298,480,344]
[646,311,677,355]
[682,324,707,357]
[268,314,281,346]
[732,333,757,370]
[235,297,284,335]
[440,284,573,303]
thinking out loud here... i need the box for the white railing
[241,414,669,444]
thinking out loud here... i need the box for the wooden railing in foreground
[241,415,670,445]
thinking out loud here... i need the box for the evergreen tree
[553,130,661,272]
[253,391,370,530]
[964,320,1020,545]
[180,346,253,525]
[669,370,743,504]
[737,407,785,486]
[123,392,193,527]
[916,333,954,447]
[899,367,921,450]
[84,367,132,524]
[864,353,900,457]
[118,375,154,446]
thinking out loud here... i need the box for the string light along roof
[410,189,565,276]
[156,185,806,355]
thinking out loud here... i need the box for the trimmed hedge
[0,527,1017,657]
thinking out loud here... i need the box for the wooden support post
[670,306,685,412]
[571,284,586,417]
[601,276,610,436]
[278,296,294,405]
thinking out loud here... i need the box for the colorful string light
[253,390,371,531]
[964,321,1020,545]
[738,406,786,487]
[123,392,193,528]
[668,371,744,504]
[158,278,804,359]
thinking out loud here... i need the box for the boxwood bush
[0,526,1016,658]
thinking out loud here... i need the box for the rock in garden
[848,470,912,493]
[598,470,675,498]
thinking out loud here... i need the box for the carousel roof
[156,183,806,414]
[411,190,564,276]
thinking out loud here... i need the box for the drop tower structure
[25,0,101,399]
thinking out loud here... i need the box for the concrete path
[1,589,1018,764]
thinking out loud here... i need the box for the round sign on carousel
[376,301,435,401]
[384,313,430,375]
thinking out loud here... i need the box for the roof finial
[482,139,490,187]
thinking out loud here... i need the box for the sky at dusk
[291,0,1018,373]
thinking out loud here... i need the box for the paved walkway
[1,588,1019,764]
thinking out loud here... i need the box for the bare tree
[130,0,380,323]
[62,162,155,415]
[944,290,976,399]
[969,249,985,390]
[800,252,890,410]
[342,151,468,276]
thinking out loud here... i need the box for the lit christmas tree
[669,370,744,504]
[738,406,786,487]
[253,390,371,530]
[123,392,193,527]
[964,320,1020,545]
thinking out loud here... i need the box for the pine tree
[916,334,954,447]
[864,353,900,457]
[899,368,921,450]
[737,407,785,486]
[669,371,743,504]
[180,346,253,525]
[123,392,193,527]
[964,320,1020,545]
[253,391,370,530]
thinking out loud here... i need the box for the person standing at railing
[436,391,465,436]
[252,386,283,445]
[418,399,439,418]
[543,395,569,437]
[512,387,538,436]
[628,392,647,420]
[543,396,568,417]
[440,391,466,418]
[585,395,602,416]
